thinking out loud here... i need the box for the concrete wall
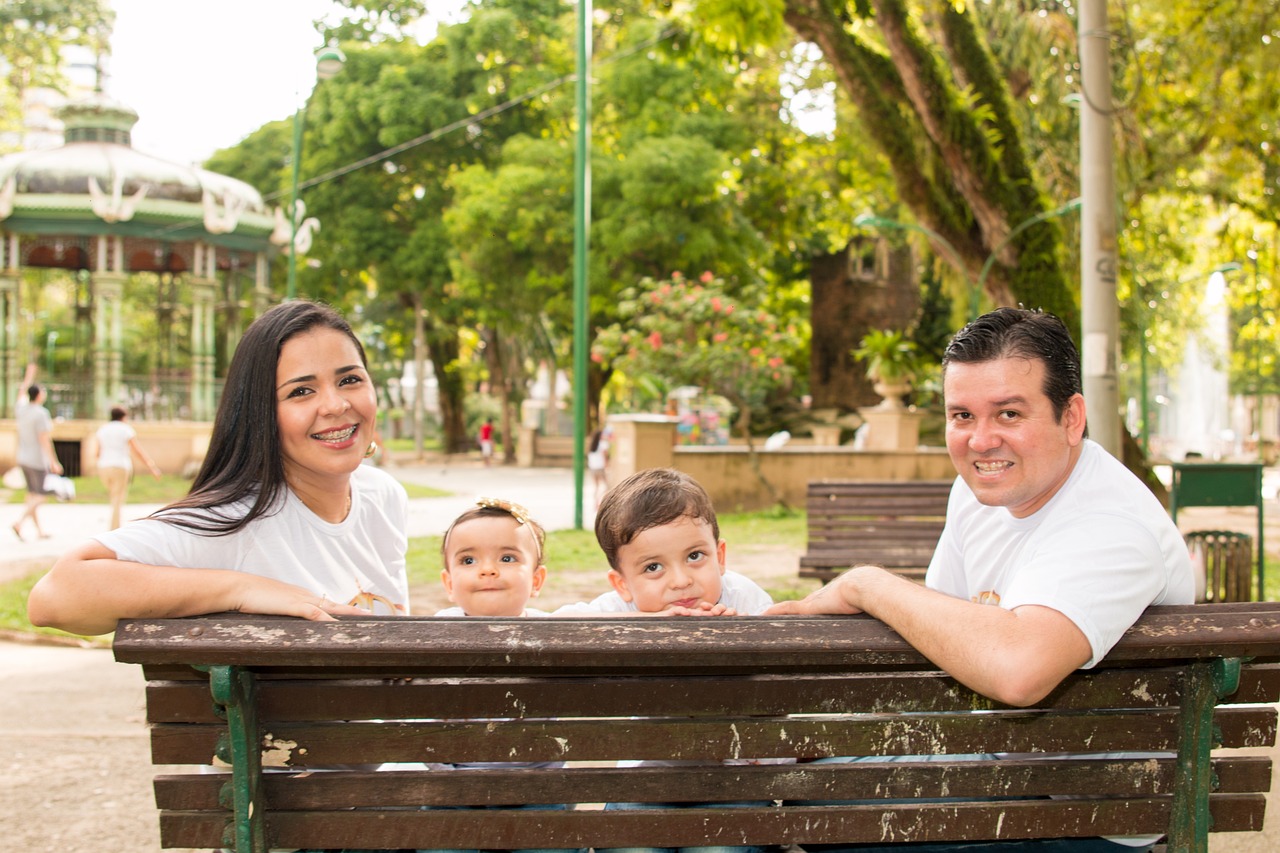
[606,414,955,512]
[0,419,212,477]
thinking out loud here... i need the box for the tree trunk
[810,238,921,411]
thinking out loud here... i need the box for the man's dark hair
[109,406,127,421]
[595,468,719,571]
[27,384,40,402]
[942,307,1082,422]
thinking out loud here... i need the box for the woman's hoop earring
[364,442,378,459]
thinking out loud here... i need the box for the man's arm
[38,430,63,474]
[765,566,1091,706]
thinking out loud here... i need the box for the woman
[94,406,162,530]
[28,301,408,636]
[587,427,609,510]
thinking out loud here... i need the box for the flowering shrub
[593,271,797,437]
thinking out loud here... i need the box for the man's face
[943,356,1086,518]
[608,515,727,613]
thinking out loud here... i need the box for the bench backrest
[113,604,1280,853]
[801,479,953,580]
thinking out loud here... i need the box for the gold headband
[475,496,532,526]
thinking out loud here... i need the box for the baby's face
[608,515,726,613]
[442,515,546,616]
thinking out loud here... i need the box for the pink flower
[671,271,683,280]
[724,304,735,315]
[713,332,729,342]
[749,347,763,357]
[711,297,722,312]
[700,271,714,283]
[660,283,672,295]
[591,351,603,363]
[648,331,663,349]
[768,357,783,368]
[650,292,662,304]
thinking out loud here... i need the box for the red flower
[768,356,783,368]
[591,351,604,363]
[700,271,714,283]
[648,331,663,349]
[749,347,763,357]
[713,332,729,342]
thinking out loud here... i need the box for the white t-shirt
[927,439,1194,667]
[434,606,549,617]
[16,401,52,470]
[95,420,137,472]
[95,464,410,615]
[928,439,1193,848]
[553,569,773,616]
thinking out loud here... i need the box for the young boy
[556,467,773,616]
[435,498,549,617]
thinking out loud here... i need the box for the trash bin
[53,439,81,478]
[1170,462,1264,601]
[1185,529,1253,603]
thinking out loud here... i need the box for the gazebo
[0,94,284,423]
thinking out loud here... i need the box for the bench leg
[1167,658,1241,853]
[209,664,268,853]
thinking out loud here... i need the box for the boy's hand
[650,601,740,617]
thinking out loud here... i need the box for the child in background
[555,467,772,617]
[435,498,548,617]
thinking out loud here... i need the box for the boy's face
[608,515,727,612]
[442,515,546,616]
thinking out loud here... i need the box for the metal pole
[571,0,592,529]
[286,104,304,302]
[1079,0,1122,456]
[1250,249,1262,460]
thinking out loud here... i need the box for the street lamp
[286,41,346,302]
[1247,248,1263,459]
[974,198,1082,318]
[1136,262,1241,455]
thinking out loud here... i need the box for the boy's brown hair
[594,468,720,570]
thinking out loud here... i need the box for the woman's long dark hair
[158,301,368,535]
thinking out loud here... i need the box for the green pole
[286,104,304,302]
[572,0,592,529]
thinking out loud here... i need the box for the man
[767,308,1192,852]
[13,364,63,540]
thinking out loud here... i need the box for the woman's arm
[27,540,367,636]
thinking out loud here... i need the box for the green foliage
[853,329,920,385]
[594,271,798,435]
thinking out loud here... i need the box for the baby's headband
[476,496,532,526]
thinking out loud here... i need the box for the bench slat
[153,756,1276,811]
[148,706,1278,766]
[143,663,1280,724]
[156,796,1267,850]
[113,606,1280,669]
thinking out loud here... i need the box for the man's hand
[764,566,879,616]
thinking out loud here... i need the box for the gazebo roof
[0,94,278,255]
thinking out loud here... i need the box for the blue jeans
[596,800,772,853]
[415,802,583,853]
[800,842,1150,852]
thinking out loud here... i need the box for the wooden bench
[112,605,1280,852]
[800,479,953,582]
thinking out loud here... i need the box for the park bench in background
[114,605,1280,852]
[800,479,953,582]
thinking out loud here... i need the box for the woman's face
[275,327,376,487]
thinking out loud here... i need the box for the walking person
[94,406,162,530]
[587,427,610,509]
[479,417,495,466]
[13,363,63,541]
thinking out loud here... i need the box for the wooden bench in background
[113,605,1280,852]
[800,479,953,583]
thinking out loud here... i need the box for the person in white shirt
[28,300,407,637]
[93,406,162,530]
[12,363,63,540]
[767,308,1192,853]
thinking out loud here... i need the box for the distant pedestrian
[95,407,162,530]
[13,363,62,541]
[587,428,610,509]
[479,417,495,466]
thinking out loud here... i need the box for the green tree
[594,271,799,505]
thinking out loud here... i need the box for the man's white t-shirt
[94,464,409,615]
[928,438,1194,667]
